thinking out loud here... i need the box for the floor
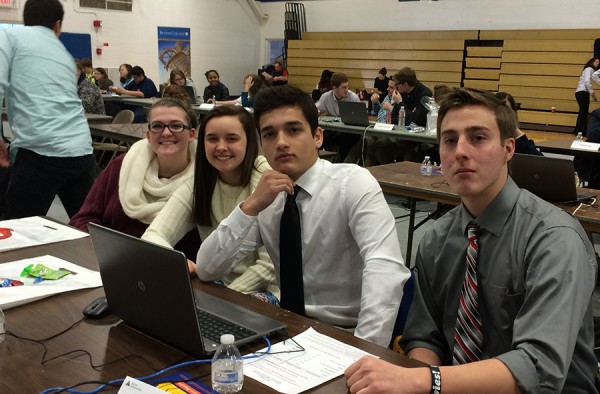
[48,193,600,315]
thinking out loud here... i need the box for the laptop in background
[183,85,198,104]
[510,153,595,203]
[88,223,286,357]
[338,101,371,127]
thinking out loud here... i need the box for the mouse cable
[7,319,163,373]
[7,317,85,365]
[39,336,273,394]
[360,125,373,167]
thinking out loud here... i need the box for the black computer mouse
[83,296,111,319]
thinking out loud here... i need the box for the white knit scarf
[119,138,197,224]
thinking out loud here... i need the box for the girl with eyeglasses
[142,105,279,304]
[70,98,201,268]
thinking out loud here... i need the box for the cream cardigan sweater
[142,156,279,297]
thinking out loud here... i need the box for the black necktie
[279,185,305,315]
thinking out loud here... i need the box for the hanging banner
[157,27,191,88]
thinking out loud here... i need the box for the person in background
[262,60,288,86]
[76,60,105,115]
[390,67,432,127]
[316,72,362,161]
[575,57,600,136]
[345,88,598,394]
[93,67,113,93]
[495,92,542,156]
[169,69,187,87]
[371,78,397,123]
[217,74,265,108]
[117,63,133,88]
[70,98,201,265]
[0,0,97,220]
[195,85,410,347]
[168,68,198,98]
[433,83,452,104]
[203,69,229,103]
[312,69,333,102]
[110,66,158,98]
[374,67,390,99]
[316,72,360,117]
[81,57,95,84]
[109,66,158,122]
[163,84,191,104]
[142,105,279,303]
[318,69,333,93]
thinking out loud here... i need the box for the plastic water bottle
[212,94,217,105]
[212,334,243,393]
[0,307,5,343]
[576,132,584,141]
[398,106,406,127]
[420,156,432,176]
[426,111,437,134]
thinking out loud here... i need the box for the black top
[391,82,432,126]
[515,134,543,156]
[374,76,389,96]
[203,82,230,102]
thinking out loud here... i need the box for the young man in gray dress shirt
[345,88,598,393]
[196,85,410,347]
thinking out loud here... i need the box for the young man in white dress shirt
[196,85,410,347]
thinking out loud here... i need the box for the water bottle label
[214,371,239,384]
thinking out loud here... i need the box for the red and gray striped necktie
[453,223,483,364]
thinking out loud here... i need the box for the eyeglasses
[148,122,190,133]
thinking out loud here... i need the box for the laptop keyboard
[196,309,256,343]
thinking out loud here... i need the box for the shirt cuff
[496,351,539,393]
[225,204,259,238]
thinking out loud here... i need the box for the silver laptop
[338,101,372,127]
[88,223,286,357]
[510,153,595,203]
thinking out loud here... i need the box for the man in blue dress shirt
[0,0,96,219]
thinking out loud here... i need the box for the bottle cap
[220,334,235,345]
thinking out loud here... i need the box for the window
[79,0,132,11]
[266,39,285,65]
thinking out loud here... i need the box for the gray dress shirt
[401,178,598,393]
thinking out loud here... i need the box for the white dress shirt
[197,159,410,346]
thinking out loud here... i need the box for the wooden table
[0,236,421,393]
[368,162,600,266]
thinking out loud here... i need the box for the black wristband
[429,365,441,394]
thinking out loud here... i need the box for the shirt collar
[293,158,324,198]
[460,177,520,237]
